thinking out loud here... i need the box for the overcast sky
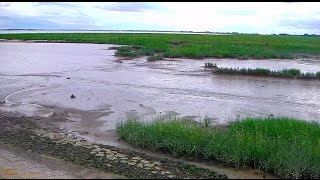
[1,2,320,34]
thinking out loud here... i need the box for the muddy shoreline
[0,111,228,179]
[0,142,123,179]
[0,110,280,179]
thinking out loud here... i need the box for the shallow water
[1,41,320,146]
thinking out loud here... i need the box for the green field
[1,33,320,59]
[117,117,320,179]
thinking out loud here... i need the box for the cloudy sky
[1,2,320,34]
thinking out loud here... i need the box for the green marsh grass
[147,54,164,61]
[115,45,146,57]
[117,117,320,179]
[209,66,320,79]
[1,33,320,59]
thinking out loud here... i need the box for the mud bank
[0,142,122,179]
[0,111,228,179]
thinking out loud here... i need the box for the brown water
[1,41,320,146]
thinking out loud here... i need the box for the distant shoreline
[0,29,230,33]
[0,29,231,35]
[0,29,318,36]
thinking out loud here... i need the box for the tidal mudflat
[1,40,320,145]
[0,40,319,178]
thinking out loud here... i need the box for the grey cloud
[279,18,320,30]
[100,2,158,12]
[0,2,10,7]
[0,15,62,29]
[32,2,77,8]
[217,9,256,16]
[0,13,98,30]
[0,2,100,30]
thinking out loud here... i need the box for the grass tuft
[209,65,320,79]
[204,62,218,68]
[115,45,146,58]
[147,54,164,61]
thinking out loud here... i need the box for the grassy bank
[205,64,320,79]
[117,117,320,179]
[1,33,320,59]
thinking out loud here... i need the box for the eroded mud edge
[0,111,228,179]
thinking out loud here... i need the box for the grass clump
[280,68,301,77]
[117,117,320,179]
[213,67,271,76]
[211,66,320,79]
[201,116,212,127]
[147,54,164,61]
[115,45,147,58]
[1,33,320,59]
[204,62,217,68]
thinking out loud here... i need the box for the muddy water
[1,41,320,147]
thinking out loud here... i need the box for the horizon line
[0,29,318,36]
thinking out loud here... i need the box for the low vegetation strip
[1,33,320,59]
[117,117,320,179]
[204,63,320,79]
[0,112,228,179]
